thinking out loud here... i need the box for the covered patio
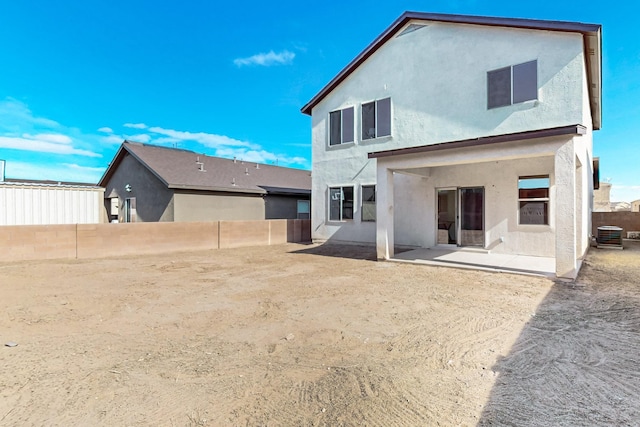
[392,245,557,277]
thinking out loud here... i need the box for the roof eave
[169,184,266,195]
[368,124,587,159]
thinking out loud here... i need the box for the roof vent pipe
[245,168,249,175]
[233,157,236,163]
[255,163,259,169]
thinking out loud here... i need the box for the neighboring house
[631,200,640,213]
[0,160,104,225]
[593,181,612,212]
[98,141,311,223]
[611,201,631,212]
[301,12,602,279]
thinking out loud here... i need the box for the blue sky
[0,1,638,202]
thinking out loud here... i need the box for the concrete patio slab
[392,246,556,277]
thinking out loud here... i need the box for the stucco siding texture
[103,153,174,222]
[310,19,594,257]
[311,22,587,160]
[173,191,264,222]
[265,194,306,219]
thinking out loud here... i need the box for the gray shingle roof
[100,141,311,195]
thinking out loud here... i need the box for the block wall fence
[592,212,640,239]
[0,219,311,262]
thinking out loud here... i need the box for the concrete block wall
[592,212,640,238]
[0,219,312,262]
[76,222,220,258]
[0,225,77,261]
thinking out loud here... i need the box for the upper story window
[488,60,537,109]
[362,97,391,140]
[329,107,354,146]
[518,175,549,225]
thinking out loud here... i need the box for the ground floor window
[329,186,353,221]
[297,200,310,219]
[518,175,549,225]
[361,185,376,221]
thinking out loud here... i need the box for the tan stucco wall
[173,192,265,222]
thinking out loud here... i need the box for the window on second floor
[329,107,354,146]
[488,60,537,109]
[362,97,391,140]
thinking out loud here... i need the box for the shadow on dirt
[290,242,415,262]
[478,241,640,426]
[290,243,378,261]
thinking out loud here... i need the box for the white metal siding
[0,185,103,225]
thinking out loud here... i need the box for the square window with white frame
[362,97,391,140]
[488,60,537,109]
[518,175,549,225]
[329,106,354,146]
[361,184,376,221]
[329,186,354,221]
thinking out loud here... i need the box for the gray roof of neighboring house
[98,141,311,196]
[301,11,602,130]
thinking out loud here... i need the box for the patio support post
[376,166,394,260]
[555,140,578,278]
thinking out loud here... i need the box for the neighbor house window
[329,186,354,221]
[123,197,137,223]
[488,60,537,109]
[362,97,391,140]
[297,200,310,219]
[361,185,376,221]
[518,175,549,225]
[329,106,354,146]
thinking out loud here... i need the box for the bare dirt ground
[1,241,639,426]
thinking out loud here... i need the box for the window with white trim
[488,60,537,109]
[329,106,354,146]
[329,186,354,221]
[518,175,549,225]
[361,185,376,221]
[362,97,391,140]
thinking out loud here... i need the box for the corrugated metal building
[0,163,105,225]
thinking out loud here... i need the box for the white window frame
[361,97,391,140]
[361,184,376,222]
[518,175,550,226]
[487,60,538,109]
[328,106,354,146]
[328,185,354,222]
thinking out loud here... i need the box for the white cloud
[0,136,101,157]
[148,126,259,149]
[101,135,123,145]
[4,160,104,183]
[126,133,151,143]
[22,133,72,144]
[215,147,306,167]
[98,127,113,133]
[124,123,148,129]
[233,50,295,67]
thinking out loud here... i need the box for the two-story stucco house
[301,12,602,279]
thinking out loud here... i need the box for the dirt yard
[1,241,639,426]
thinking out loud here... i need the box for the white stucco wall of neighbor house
[311,18,593,264]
